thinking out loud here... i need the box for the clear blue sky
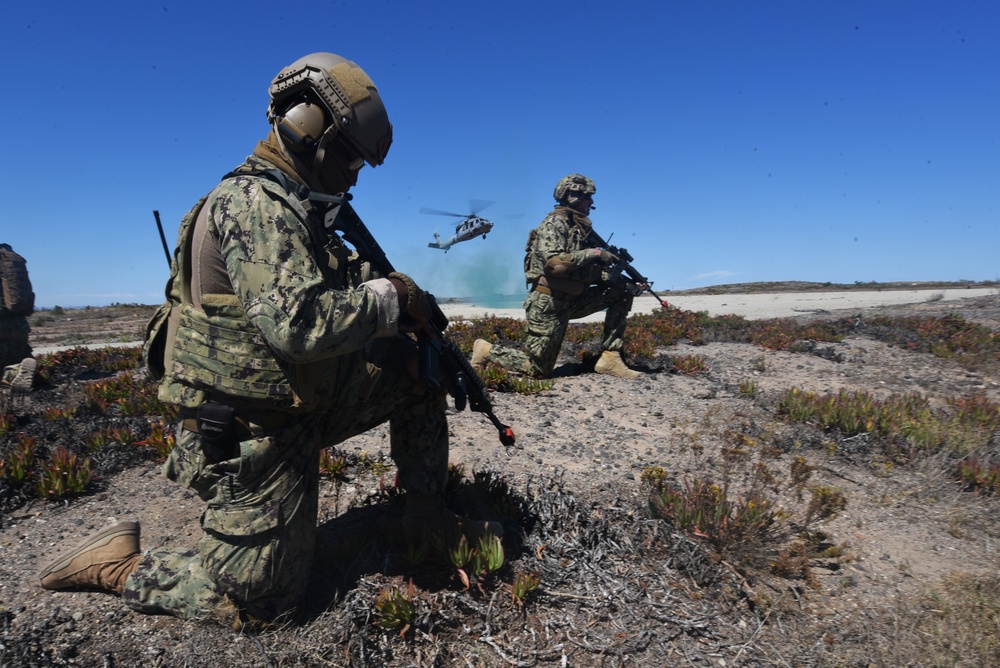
[2,1,997,309]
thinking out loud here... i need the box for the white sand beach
[438,287,999,323]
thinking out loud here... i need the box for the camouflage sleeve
[208,176,399,363]
[536,214,602,274]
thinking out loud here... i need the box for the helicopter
[422,200,497,252]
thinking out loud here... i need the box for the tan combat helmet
[267,53,393,191]
[553,173,596,204]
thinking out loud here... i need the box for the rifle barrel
[153,210,171,267]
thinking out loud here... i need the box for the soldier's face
[567,192,593,214]
[318,134,367,194]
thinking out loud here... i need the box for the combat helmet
[267,53,393,191]
[553,173,596,203]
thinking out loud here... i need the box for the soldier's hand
[400,290,432,333]
[597,249,619,265]
[390,273,432,333]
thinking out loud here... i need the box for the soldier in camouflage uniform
[472,174,641,379]
[38,53,499,625]
[0,243,37,392]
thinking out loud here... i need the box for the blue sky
[2,1,997,309]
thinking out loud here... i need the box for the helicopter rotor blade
[419,207,467,218]
[468,199,496,216]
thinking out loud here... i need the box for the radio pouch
[197,402,238,463]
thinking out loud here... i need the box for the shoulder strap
[224,167,352,212]
[170,196,210,307]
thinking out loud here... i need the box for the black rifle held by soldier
[323,194,517,449]
[584,228,669,308]
[152,210,172,267]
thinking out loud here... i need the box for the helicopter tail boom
[428,232,452,250]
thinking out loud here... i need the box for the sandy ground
[438,286,1000,323]
[29,287,998,356]
[4,290,1000,666]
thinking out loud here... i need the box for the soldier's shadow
[299,485,529,623]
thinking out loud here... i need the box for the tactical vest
[522,208,599,288]
[143,167,349,412]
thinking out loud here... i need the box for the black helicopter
[422,200,497,252]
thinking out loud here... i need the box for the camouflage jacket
[523,206,605,288]
[150,155,401,412]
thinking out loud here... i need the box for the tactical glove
[597,249,619,265]
[389,272,432,333]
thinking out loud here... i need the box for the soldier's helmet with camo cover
[267,53,393,192]
[553,173,596,204]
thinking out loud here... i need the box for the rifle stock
[325,194,517,449]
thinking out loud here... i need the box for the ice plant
[374,579,416,636]
[511,570,541,608]
[3,434,36,486]
[36,447,92,499]
[42,407,76,421]
[647,477,776,558]
[319,448,347,477]
[0,413,13,437]
[671,354,708,375]
[85,429,112,453]
[145,420,176,458]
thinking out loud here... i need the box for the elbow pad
[544,253,577,278]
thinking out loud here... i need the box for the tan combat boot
[403,492,503,541]
[471,339,492,370]
[594,350,640,379]
[39,521,142,595]
[9,357,37,392]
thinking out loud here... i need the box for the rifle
[152,210,172,266]
[323,194,517,449]
[585,229,669,308]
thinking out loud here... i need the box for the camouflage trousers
[0,314,32,370]
[489,285,633,377]
[122,362,448,622]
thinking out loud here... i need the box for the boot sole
[39,521,140,580]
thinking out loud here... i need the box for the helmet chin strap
[311,136,331,188]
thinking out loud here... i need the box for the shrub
[805,485,847,526]
[955,458,1000,495]
[646,476,776,559]
[862,313,1000,369]
[776,387,995,457]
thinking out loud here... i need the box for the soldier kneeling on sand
[472,174,642,379]
[37,52,500,628]
[0,243,37,392]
